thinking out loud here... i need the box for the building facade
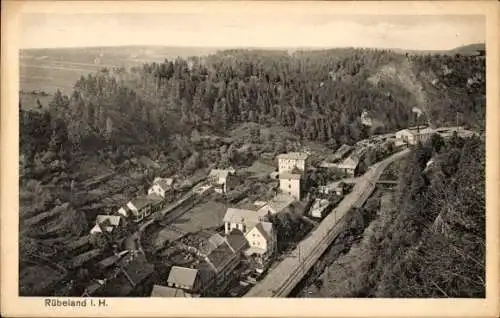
[277,152,309,174]
[223,208,267,235]
[279,172,302,200]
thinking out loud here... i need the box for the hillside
[303,134,485,298]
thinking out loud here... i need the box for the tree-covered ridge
[21,48,485,164]
[374,134,485,297]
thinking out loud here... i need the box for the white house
[257,193,296,215]
[90,215,124,235]
[208,168,236,194]
[126,197,152,223]
[279,170,302,200]
[336,156,361,177]
[395,127,435,146]
[222,208,267,235]
[148,177,173,198]
[277,152,309,174]
[244,221,277,271]
[117,206,129,218]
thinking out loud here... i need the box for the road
[244,148,411,297]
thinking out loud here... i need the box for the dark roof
[123,255,155,285]
[254,222,273,243]
[226,229,249,252]
[97,254,122,269]
[206,243,234,272]
[199,233,225,256]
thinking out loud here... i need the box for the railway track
[245,149,410,297]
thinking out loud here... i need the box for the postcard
[1,1,498,317]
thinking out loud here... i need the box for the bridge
[376,180,398,184]
[244,149,411,297]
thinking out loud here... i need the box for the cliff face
[302,135,485,298]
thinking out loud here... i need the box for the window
[288,184,291,189]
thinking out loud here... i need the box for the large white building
[222,208,267,235]
[278,171,302,200]
[277,152,309,174]
[276,152,309,200]
[395,127,435,146]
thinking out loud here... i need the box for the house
[92,254,155,297]
[147,193,165,213]
[167,266,204,292]
[150,284,193,297]
[310,199,330,218]
[257,193,296,215]
[167,230,249,297]
[148,177,173,198]
[126,197,152,222]
[198,233,226,257]
[277,152,309,174]
[336,155,361,177]
[244,222,277,271]
[208,168,237,194]
[395,127,435,146]
[204,229,248,293]
[90,215,124,235]
[278,168,302,200]
[223,208,268,235]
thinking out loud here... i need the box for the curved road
[245,148,411,297]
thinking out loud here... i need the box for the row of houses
[151,229,250,297]
[90,177,175,235]
[152,152,312,297]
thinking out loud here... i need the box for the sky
[19,5,485,50]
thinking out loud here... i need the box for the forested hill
[375,134,485,297]
[20,47,485,164]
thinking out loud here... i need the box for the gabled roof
[151,285,190,297]
[226,229,249,252]
[96,215,122,227]
[199,233,226,256]
[206,243,234,272]
[147,194,164,204]
[277,152,309,161]
[252,222,274,243]
[123,254,154,285]
[223,208,266,225]
[260,194,296,214]
[167,266,198,289]
[128,197,151,211]
[338,156,360,169]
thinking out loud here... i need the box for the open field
[170,200,227,233]
[19,46,220,94]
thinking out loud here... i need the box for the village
[75,125,474,298]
